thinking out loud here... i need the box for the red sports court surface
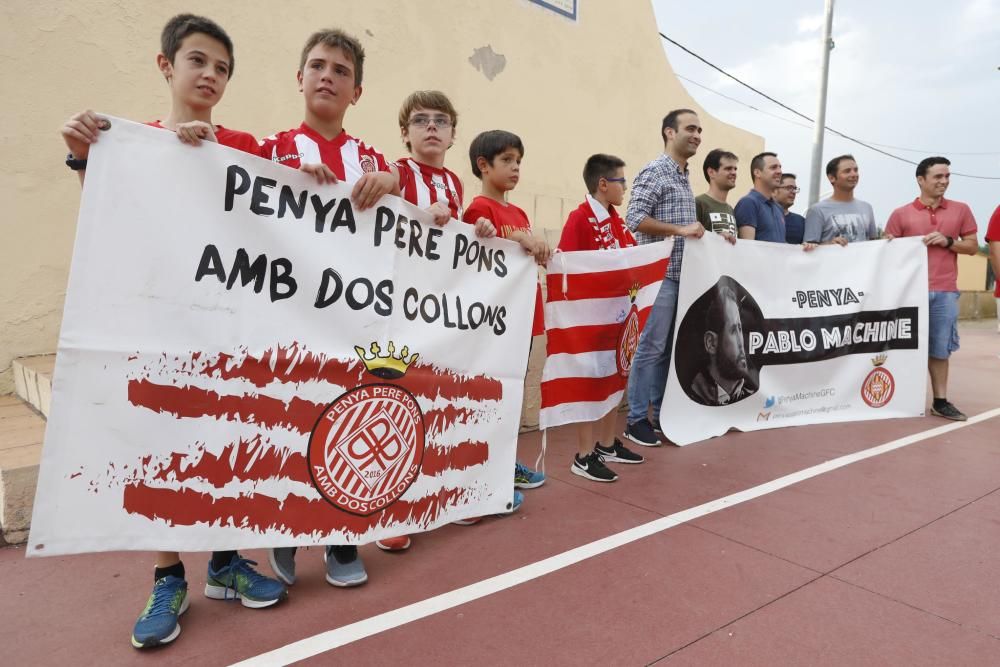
[2,322,998,666]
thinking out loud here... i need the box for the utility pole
[808,0,836,207]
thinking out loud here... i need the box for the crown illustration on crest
[354,341,419,380]
[871,353,888,367]
[628,282,640,302]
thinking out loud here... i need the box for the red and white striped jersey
[394,157,464,220]
[258,123,389,182]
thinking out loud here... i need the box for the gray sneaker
[268,547,297,586]
[324,546,368,587]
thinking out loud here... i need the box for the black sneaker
[931,401,967,421]
[596,438,645,464]
[623,419,660,447]
[571,452,618,482]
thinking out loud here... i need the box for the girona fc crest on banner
[861,353,895,408]
[308,342,425,516]
[616,283,641,378]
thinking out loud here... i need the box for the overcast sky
[652,0,1000,240]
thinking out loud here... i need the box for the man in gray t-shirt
[803,155,878,244]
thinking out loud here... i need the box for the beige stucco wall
[957,254,987,292]
[0,0,763,394]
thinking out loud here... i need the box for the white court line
[232,408,1000,667]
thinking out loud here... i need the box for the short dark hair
[916,156,950,178]
[299,29,365,86]
[661,108,697,142]
[705,279,739,339]
[750,152,778,181]
[702,149,738,182]
[468,130,524,179]
[161,14,235,76]
[781,173,797,182]
[583,154,626,193]
[825,154,856,178]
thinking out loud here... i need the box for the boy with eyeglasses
[373,90,495,550]
[558,154,645,483]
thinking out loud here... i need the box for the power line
[675,73,1000,156]
[660,32,1000,180]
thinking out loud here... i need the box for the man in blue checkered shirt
[622,109,708,447]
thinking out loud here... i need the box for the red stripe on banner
[128,379,324,434]
[195,344,502,403]
[143,437,311,487]
[421,441,490,476]
[128,381,483,437]
[546,323,621,355]
[545,258,669,302]
[122,482,471,538]
[540,374,625,409]
[545,305,654,355]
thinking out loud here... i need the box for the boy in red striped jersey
[463,130,552,509]
[263,27,399,591]
[61,13,287,650]
[557,154,645,483]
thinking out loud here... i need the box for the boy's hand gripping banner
[661,233,928,445]
[539,243,671,429]
[28,119,536,556]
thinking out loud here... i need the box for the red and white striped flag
[539,241,672,429]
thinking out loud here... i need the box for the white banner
[28,118,535,556]
[661,233,928,445]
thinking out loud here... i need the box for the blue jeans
[627,277,679,424]
[928,290,960,360]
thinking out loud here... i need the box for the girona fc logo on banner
[861,353,895,408]
[616,283,641,378]
[308,342,425,516]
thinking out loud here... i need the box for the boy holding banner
[556,154,645,482]
[60,14,287,650]
[463,130,552,509]
[260,28,398,590]
[376,90,496,550]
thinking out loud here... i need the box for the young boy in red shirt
[61,13,287,650]
[263,28,399,590]
[558,154,645,482]
[462,130,551,509]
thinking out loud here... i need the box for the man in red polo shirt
[986,204,1000,334]
[886,156,978,421]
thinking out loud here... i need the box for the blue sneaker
[131,575,189,649]
[514,461,545,489]
[324,545,368,587]
[204,555,287,608]
[511,490,524,512]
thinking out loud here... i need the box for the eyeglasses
[408,115,453,129]
[779,185,801,193]
[604,177,627,184]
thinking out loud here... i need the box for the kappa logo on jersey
[359,154,378,174]
[861,353,895,408]
[308,342,426,516]
[616,283,641,377]
[272,152,304,164]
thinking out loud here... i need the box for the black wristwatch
[946,236,955,248]
[65,153,87,171]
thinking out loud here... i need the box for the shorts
[928,291,960,360]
